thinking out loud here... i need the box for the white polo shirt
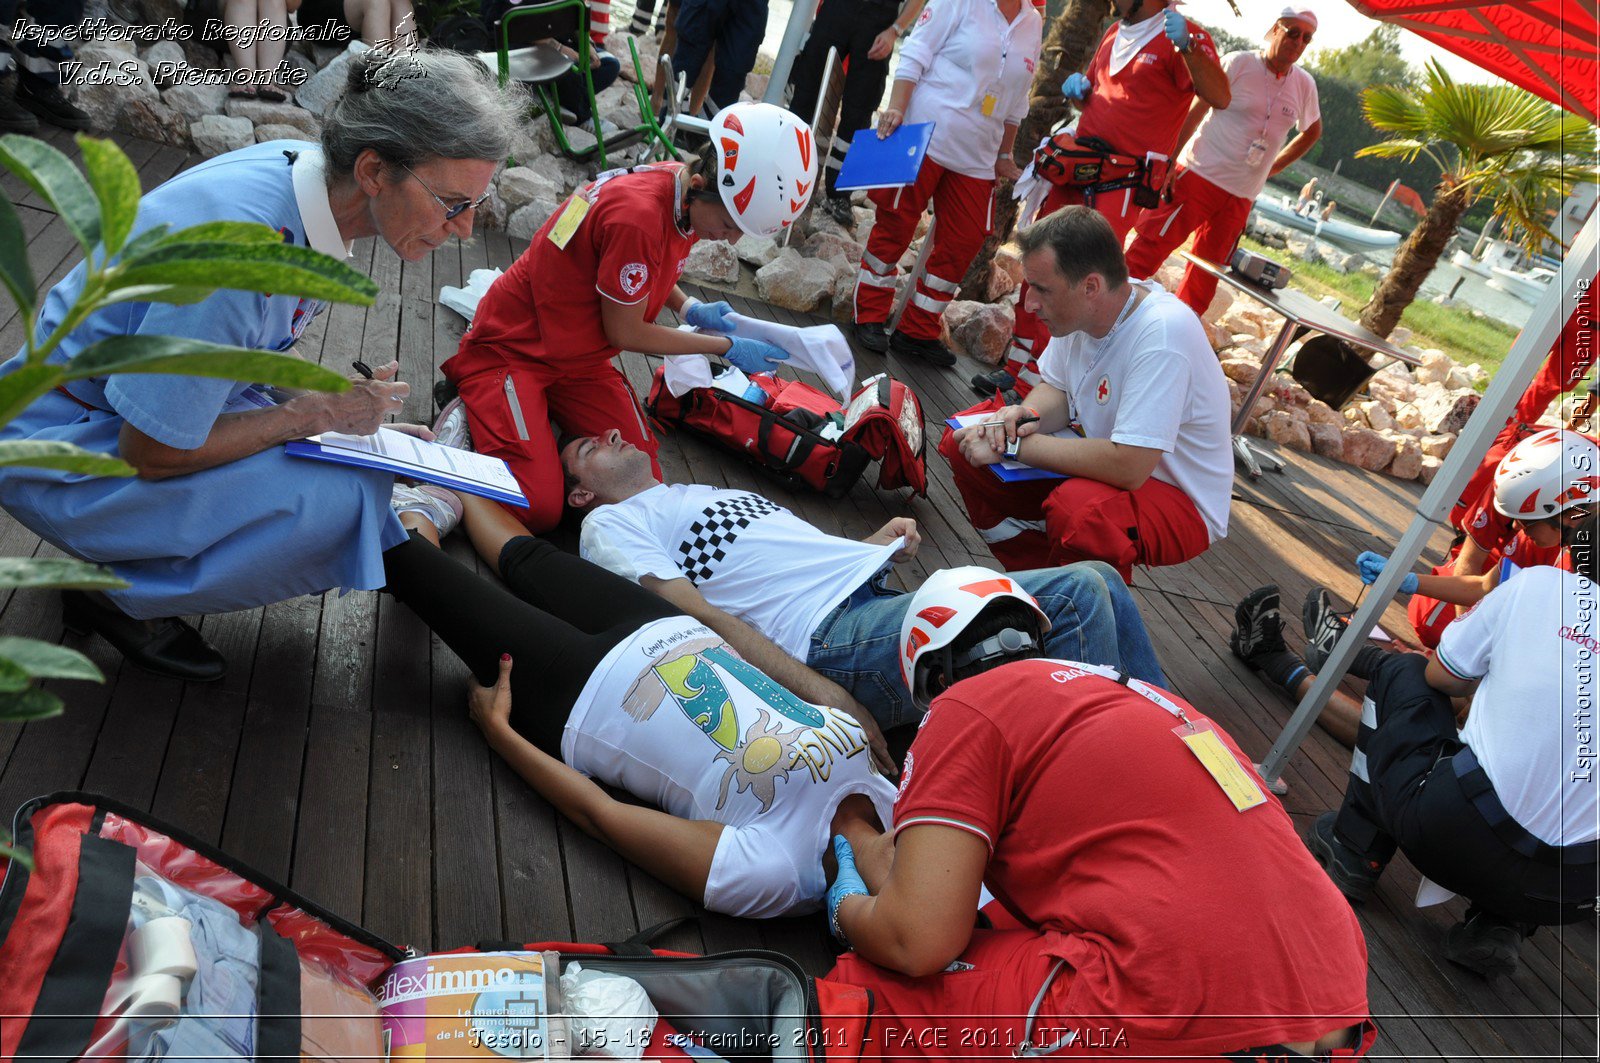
[1037,282,1234,541]
[1184,52,1320,200]
[1439,565,1599,848]
[899,0,1044,178]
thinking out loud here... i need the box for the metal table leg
[1229,319,1300,478]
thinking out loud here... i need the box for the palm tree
[1356,60,1597,339]
[958,0,1111,297]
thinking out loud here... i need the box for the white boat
[1486,265,1556,304]
[1250,194,1403,252]
[1449,248,1492,277]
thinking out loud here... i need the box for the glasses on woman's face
[400,163,490,221]
[1277,24,1313,43]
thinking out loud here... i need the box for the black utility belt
[1451,747,1599,866]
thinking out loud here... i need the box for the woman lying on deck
[381,490,896,918]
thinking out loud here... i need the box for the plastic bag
[560,962,657,1059]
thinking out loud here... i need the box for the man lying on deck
[559,426,1168,738]
[379,489,896,919]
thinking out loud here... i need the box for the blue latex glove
[826,835,869,944]
[1061,72,1091,101]
[684,298,736,333]
[1356,551,1420,593]
[1163,9,1192,53]
[724,336,789,374]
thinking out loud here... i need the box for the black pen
[352,360,375,380]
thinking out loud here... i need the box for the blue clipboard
[945,417,1071,484]
[834,122,935,191]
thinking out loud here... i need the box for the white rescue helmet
[1492,428,1600,520]
[709,102,817,237]
[899,567,1052,711]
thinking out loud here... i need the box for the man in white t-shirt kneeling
[939,206,1233,584]
[562,430,1167,733]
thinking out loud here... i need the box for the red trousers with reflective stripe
[938,401,1211,584]
[1123,169,1254,317]
[855,157,995,340]
[1004,183,1145,395]
[453,352,660,532]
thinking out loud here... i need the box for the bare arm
[1183,45,1230,110]
[119,360,409,480]
[642,575,896,773]
[600,294,739,357]
[834,824,988,976]
[1452,534,1492,578]
[1413,566,1500,608]
[1269,119,1322,177]
[1425,655,1479,698]
[1168,97,1212,164]
[471,656,723,901]
[862,516,920,562]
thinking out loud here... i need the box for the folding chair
[485,0,670,167]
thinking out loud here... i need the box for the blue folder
[944,417,1071,484]
[835,122,936,191]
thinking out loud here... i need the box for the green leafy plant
[0,134,379,866]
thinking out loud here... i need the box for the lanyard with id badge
[976,0,1014,118]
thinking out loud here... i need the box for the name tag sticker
[1174,721,1267,812]
[547,194,591,249]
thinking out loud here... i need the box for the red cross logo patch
[619,262,649,297]
[1096,375,1111,404]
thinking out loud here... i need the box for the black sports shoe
[1230,584,1285,665]
[433,377,460,410]
[0,71,40,134]
[61,590,227,683]
[16,74,90,131]
[821,195,855,229]
[1302,587,1350,673]
[970,368,1016,397]
[853,321,889,353]
[890,329,956,367]
[1305,811,1384,905]
[1442,909,1532,978]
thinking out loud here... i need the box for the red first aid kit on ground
[647,369,927,498]
[0,792,872,1061]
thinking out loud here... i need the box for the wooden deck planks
[0,139,1593,1059]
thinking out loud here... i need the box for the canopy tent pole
[765,0,822,106]
[1259,210,1598,787]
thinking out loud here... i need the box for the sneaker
[1230,584,1286,665]
[821,195,855,229]
[890,329,956,368]
[970,369,1016,398]
[1442,910,1531,978]
[431,397,473,451]
[1305,811,1384,905]
[391,483,464,538]
[16,74,90,131]
[1302,587,1350,673]
[853,321,889,353]
[0,71,40,134]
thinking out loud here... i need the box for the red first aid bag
[647,368,927,498]
[0,791,873,1061]
[1033,131,1168,209]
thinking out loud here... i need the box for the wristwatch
[1004,435,1022,459]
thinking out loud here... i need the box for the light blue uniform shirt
[0,141,406,619]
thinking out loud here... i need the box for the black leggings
[382,533,678,755]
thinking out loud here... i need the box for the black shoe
[970,369,1016,398]
[16,74,91,131]
[61,590,227,683]
[821,195,855,229]
[0,72,40,134]
[1302,587,1350,673]
[890,329,956,367]
[1443,910,1532,978]
[1230,584,1286,665]
[1305,811,1384,905]
[433,377,460,411]
[853,320,889,353]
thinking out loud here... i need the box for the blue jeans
[806,561,1167,731]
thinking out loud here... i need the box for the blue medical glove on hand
[684,298,736,333]
[1163,9,1192,52]
[1356,550,1420,592]
[1061,72,1091,101]
[724,336,789,374]
[827,835,869,944]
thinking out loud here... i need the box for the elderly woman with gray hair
[0,47,524,682]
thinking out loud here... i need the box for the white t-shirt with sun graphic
[561,616,899,918]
